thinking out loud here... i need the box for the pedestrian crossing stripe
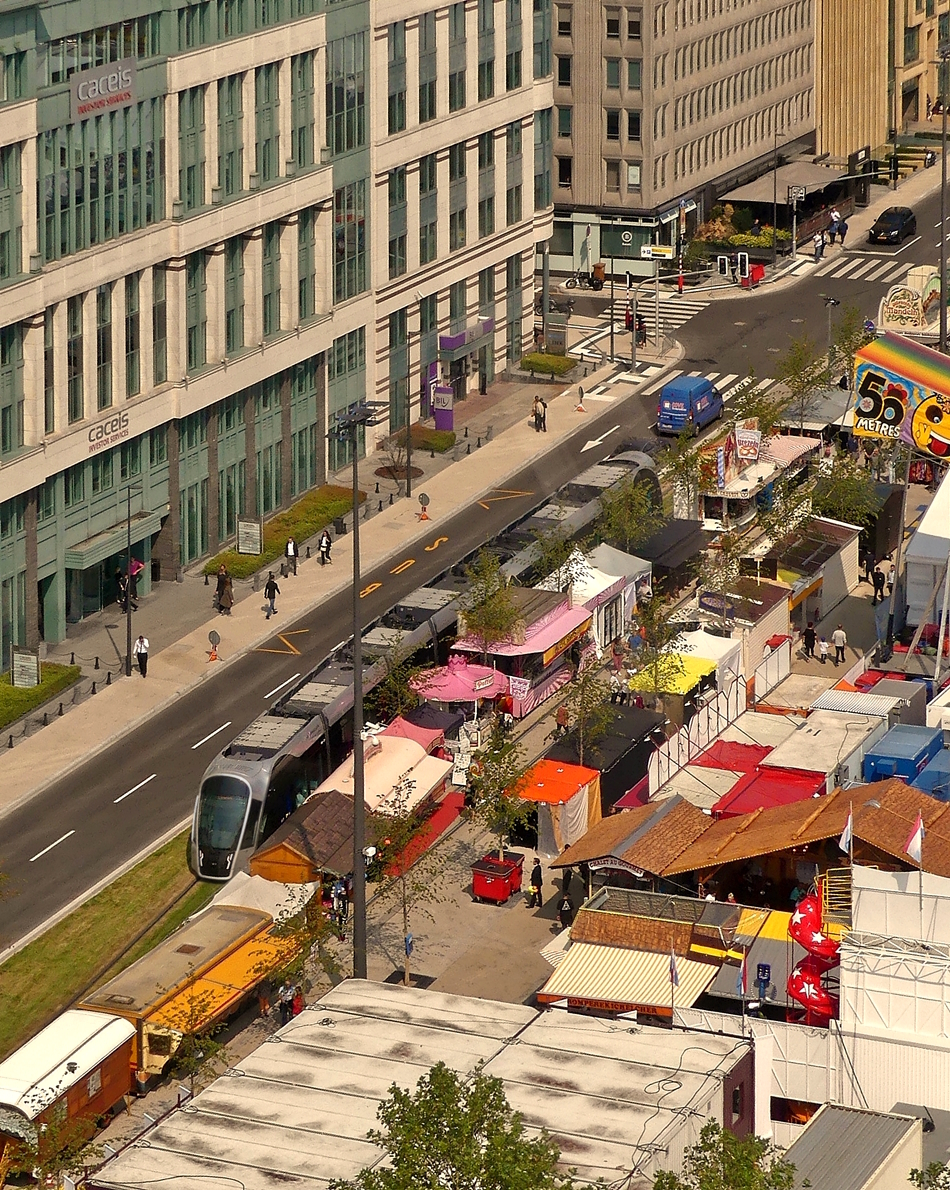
[809,256,911,285]
[640,368,781,399]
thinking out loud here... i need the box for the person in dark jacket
[527,858,544,908]
[802,622,816,659]
[264,572,280,619]
[557,894,575,929]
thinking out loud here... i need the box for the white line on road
[191,722,233,750]
[114,773,157,803]
[866,260,900,282]
[894,235,922,254]
[29,830,76,862]
[642,369,682,396]
[264,673,301,699]
[848,260,881,280]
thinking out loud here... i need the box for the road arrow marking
[477,488,534,510]
[580,425,621,453]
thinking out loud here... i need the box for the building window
[450,142,467,181]
[327,33,366,155]
[150,425,168,466]
[556,4,572,34]
[606,109,620,140]
[478,265,495,314]
[627,161,641,188]
[557,105,572,136]
[534,0,552,79]
[96,289,113,414]
[557,156,572,186]
[42,16,161,88]
[420,293,438,334]
[120,439,141,480]
[506,183,522,224]
[627,58,642,88]
[507,121,522,157]
[64,464,84,507]
[0,145,22,282]
[125,273,140,397]
[44,308,55,434]
[627,111,642,140]
[534,107,552,209]
[605,7,620,35]
[627,7,641,37]
[606,58,620,87]
[152,265,167,386]
[37,479,55,523]
[255,62,280,182]
[0,324,23,457]
[298,206,316,321]
[218,74,244,198]
[388,166,408,280]
[605,159,620,190]
[420,222,437,264]
[67,295,83,423]
[419,11,437,122]
[225,236,245,353]
[449,279,467,328]
[179,86,206,211]
[449,208,467,250]
[186,251,207,373]
[478,196,495,237]
[556,55,571,85]
[179,2,210,49]
[478,58,495,101]
[388,22,407,134]
[1,51,26,100]
[220,0,248,37]
[262,221,281,338]
[389,233,408,278]
[478,132,495,170]
[91,450,114,494]
[450,1,466,40]
[506,48,522,89]
[291,53,315,169]
[904,25,920,63]
[333,181,367,302]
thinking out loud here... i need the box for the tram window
[241,799,262,850]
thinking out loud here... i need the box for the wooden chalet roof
[551,796,709,876]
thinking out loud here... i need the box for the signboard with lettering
[851,332,950,459]
[640,244,675,260]
[12,647,39,689]
[541,617,592,667]
[508,675,531,702]
[734,419,762,463]
[473,674,495,692]
[588,857,645,877]
[237,519,264,556]
[71,58,137,123]
[88,411,130,454]
[601,225,650,259]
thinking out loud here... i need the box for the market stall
[517,759,603,855]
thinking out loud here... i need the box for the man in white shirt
[831,625,847,666]
[133,634,149,677]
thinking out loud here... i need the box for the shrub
[0,663,81,731]
[727,230,792,247]
[392,424,457,453]
[711,204,724,219]
[202,484,361,579]
[519,352,578,376]
[732,207,755,233]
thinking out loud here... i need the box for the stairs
[821,867,853,937]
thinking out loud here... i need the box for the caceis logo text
[88,411,130,454]
[71,58,137,123]
[76,65,133,103]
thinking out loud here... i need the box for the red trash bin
[470,851,525,903]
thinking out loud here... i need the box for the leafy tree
[366,638,423,723]
[263,883,345,989]
[695,534,745,638]
[552,658,613,767]
[460,550,521,662]
[151,975,228,1097]
[597,472,666,553]
[830,301,874,387]
[371,774,450,987]
[469,723,534,860]
[775,332,830,431]
[530,518,591,591]
[329,1061,578,1190]
[911,1162,950,1190]
[630,596,687,700]
[4,1098,105,1188]
[654,1119,796,1190]
[810,453,885,527]
[756,472,812,546]
[728,370,792,436]
[658,431,705,519]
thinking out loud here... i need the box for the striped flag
[736,947,748,997]
[669,947,680,987]
[906,811,926,865]
[838,809,853,855]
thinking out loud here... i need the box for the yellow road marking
[256,629,310,656]
[390,559,416,575]
[424,536,449,552]
[360,582,383,599]
[477,488,534,510]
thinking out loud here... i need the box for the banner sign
[508,675,531,701]
[71,58,137,122]
[237,519,263,556]
[852,332,950,459]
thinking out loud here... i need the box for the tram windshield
[197,776,251,853]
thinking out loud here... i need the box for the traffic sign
[640,245,675,260]
[209,630,221,647]
[787,185,806,203]
[418,492,430,507]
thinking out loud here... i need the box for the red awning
[693,740,771,773]
[712,767,826,818]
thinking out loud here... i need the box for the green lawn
[0,663,81,732]
[0,828,211,1061]
[520,352,578,377]
[391,424,457,453]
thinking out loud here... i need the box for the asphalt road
[0,389,659,947]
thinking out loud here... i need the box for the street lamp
[824,296,840,358]
[329,401,387,981]
[124,482,144,678]
[940,41,950,353]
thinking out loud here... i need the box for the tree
[329,1061,578,1190]
[469,723,534,860]
[830,301,874,387]
[597,472,666,553]
[530,518,591,591]
[459,550,521,662]
[653,1119,796,1190]
[371,774,450,987]
[366,638,423,723]
[695,534,745,638]
[755,471,812,547]
[552,657,613,767]
[911,1163,950,1190]
[810,452,885,527]
[728,370,792,436]
[263,883,345,990]
[162,982,229,1097]
[658,431,705,519]
[630,596,687,700]
[775,332,830,431]
[3,1098,105,1188]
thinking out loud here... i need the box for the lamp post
[329,401,387,980]
[940,42,950,353]
[124,482,144,678]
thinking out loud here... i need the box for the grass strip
[520,352,579,377]
[391,425,457,453]
[0,663,81,732]
[0,828,203,1061]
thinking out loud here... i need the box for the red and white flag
[838,809,853,855]
[905,811,926,865]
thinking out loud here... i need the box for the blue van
[656,376,724,435]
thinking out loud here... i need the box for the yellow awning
[537,942,717,1013]
[629,652,717,696]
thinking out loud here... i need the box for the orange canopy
[519,759,601,804]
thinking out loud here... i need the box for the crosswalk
[572,293,710,360]
[787,254,912,286]
[579,365,784,407]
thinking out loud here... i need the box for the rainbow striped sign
[852,332,950,460]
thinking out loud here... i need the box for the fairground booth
[516,759,603,856]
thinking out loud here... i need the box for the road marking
[866,260,900,282]
[191,722,234,750]
[424,536,449,552]
[848,260,880,279]
[114,774,157,804]
[642,369,683,396]
[477,488,534,510]
[256,629,310,656]
[894,234,921,254]
[827,257,865,279]
[360,582,383,598]
[30,830,76,861]
[581,425,621,453]
[390,558,416,575]
[265,673,301,699]
[812,257,842,276]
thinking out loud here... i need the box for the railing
[822,866,853,935]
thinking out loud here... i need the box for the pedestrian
[215,564,229,611]
[862,549,874,584]
[610,636,625,671]
[264,572,280,619]
[928,94,934,121]
[527,858,544,908]
[128,569,139,610]
[532,394,542,432]
[830,207,841,225]
[285,536,298,576]
[292,985,305,1017]
[562,866,574,897]
[828,218,839,243]
[818,636,829,664]
[832,624,847,666]
[872,564,885,605]
[133,633,149,677]
[838,219,849,246]
[219,574,234,615]
[557,894,575,929]
[609,670,624,704]
[636,314,646,346]
[539,394,548,433]
[813,231,824,261]
[803,622,816,659]
[318,528,332,565]
[726,892,737,904]
[554,704,570,737]
[256,978,272,1017]
[117,571,129,612]
[751,217,761,237]
[885,562,895,596]
[278,981,295,1026]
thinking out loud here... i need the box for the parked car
[868,206,917,243]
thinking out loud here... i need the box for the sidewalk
[0,351,680,825]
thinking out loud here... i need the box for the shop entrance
[65,545,150,623]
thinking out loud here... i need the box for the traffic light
[737,252,750,279]
[717,255,729,277]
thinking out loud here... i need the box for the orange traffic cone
[209,644,218,662]
[575,385,586,413]
[419,507,430,521]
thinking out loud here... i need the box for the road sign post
[418,492,430,521]
[787,185,806,260]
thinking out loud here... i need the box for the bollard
[464,426,469,438]
[94,656,100,670]
[388,492,394,505]
[378,499,383,512]
[58,702,64,716]
[44,712,49,726]
[306,545,311,558]
[91,681,97,695]
[7,735,12,748]
[476,437,481,448]
[466,442,471,455]
[204,573,209,585]
[106,670,112,685]
[375,481,380,494]
[71,652,75,665]
[430,449,435,459]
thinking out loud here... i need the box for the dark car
[868,206,917,243]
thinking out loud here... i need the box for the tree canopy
[459,550,521,661]
[654,1119,796,1190]
[469,723,534,859]
[775,332,829,430]
[554,657,614,767]
[597,471,666,553]
[329,1061,577,1190]
[811,454,884,528]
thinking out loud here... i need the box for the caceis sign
[88,411,130,454]
[71,58,137,123]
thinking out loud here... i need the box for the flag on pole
[906,811,926,865]
[736,947,748,997]
[669,947,680,987]
[838,809,853,855]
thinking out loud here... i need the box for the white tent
[678,627,743,683]
[588,543,652,618]
[905,472,950,626]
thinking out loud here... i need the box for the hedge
[202,484,362,579]
[0,663,82,731]
[391,424,457,453]
[520,352,578,376]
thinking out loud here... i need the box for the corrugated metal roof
[537,941,717,1009]
[810,689,905,716]
[785,1103,920,1190]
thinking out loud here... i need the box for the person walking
[813,231,824,261]
[802,622,816,659]
[256,978,273,1018]
[264,572,280,619]
[562,867,574,897]
[818,636,830,664]
[557,894,575,929]
[885,562,895,597]
[292,986,305,1017]
[527,858,544,908]
[838,219,849,247]
[532,394,542,432]
[832,624,847,666]
[285,536,298,576]
[539,395,547,432]
[215,564,230,612]
[277,981,295,1026]
[318,528,332,565]
[219,573,234,615]
[132,634,149,677]
[872,564,886,605]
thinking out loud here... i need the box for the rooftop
[784,1104,921,1190]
